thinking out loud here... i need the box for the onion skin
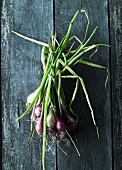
[67,115,75,124]
[35,104,42,117]
[27,87,40,105]
[31,113,37,121]
[46,111,56,128]
[35,117,43,135]
[27,92,36,104]
[65,115,76,130]
[56,118,65,132]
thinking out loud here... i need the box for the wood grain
[1,0,56,170]
[2,0,122,170]
[109,0,122,169]
[55,1,112,170]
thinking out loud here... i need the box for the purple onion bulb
[66,115,76,130]
[35,104,42,117]
[31,113,37,121]
[35,117,43,135]
[56,118,65,132]
[67,115,75,124]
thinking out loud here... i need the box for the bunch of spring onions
[12,9,108,170]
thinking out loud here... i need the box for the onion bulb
[35,104,42,117]
[46,111,56,128]
[31,113,37,121]
[56,118,65,132]
[27,87,40,105]
[35,117,43,135]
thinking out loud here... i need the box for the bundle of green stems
[12,10,108,170]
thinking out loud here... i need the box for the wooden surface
[1,0,122,170]
[109,0,122,169]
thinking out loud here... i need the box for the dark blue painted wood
[2,0,122,170]
[55,1,112,170]
[109,0,122,169]
[1,0,56,170]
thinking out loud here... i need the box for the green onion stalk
[12,9,109,170]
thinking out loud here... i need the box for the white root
[65,129,80,157]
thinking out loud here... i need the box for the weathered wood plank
[109,0,122,169]
[55,1,112,170]
[1,0,56,170]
